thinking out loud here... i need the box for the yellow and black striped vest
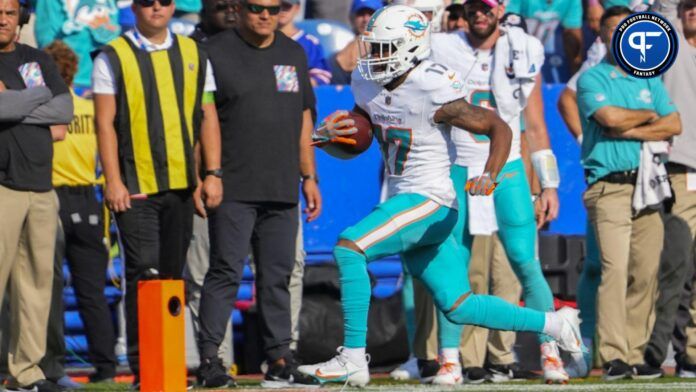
[103,34,205,195]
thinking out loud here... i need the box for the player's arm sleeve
[34,0,63,48]
[204,59,216,93]
[92,52,117,95]
[650,78,677,116]
[576,72,612,119]
[562,0,583,28]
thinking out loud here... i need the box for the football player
[299,5,584,387]
[427,0,582,383]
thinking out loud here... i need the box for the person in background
[329,0,382,84]
[39,40,118,389]
[506,0,583,83]
[642,0,696,377]
[190,0,237,41]
[197,0,321,388]
[34,0,121,90]
[278,0,332,85]
[0,0,74,390]
[445,2,466,31]
[92,0,223,388]
[577,5,681,381]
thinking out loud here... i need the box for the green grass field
[71,375,696,391]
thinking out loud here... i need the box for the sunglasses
[463,3,495,19]
[244,2,281,15]
[135,0,173,7]
[213,1,238,11]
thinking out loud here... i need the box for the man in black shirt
[190,0,238,42]
[197,0,321,388]
[0,1,73,391]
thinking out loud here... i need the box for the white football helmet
[392,0,446,32]
[358,5,431,85]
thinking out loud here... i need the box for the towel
[491,26,545,123]
[633,141,672,213]
[467,164,499,235]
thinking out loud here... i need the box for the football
[320,111,373,160]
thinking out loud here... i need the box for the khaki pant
[584,181,662,365]
[668,173,696,363]
[0,185,57,386]
[461,235,521,367]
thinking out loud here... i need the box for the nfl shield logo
[386,96,391,105]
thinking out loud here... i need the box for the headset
[18,0,30,26]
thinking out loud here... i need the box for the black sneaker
[197,357,236,388]
[463,367,489,384]
[508,363,540,380]
[602,359,632,381]
[631,364,663,380]
[6,379,63,392]
[417,359,440,384]
[261,361,320,389]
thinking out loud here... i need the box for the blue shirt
[292,30,332,86]
[577,60,677,184]
[507,0,582,83]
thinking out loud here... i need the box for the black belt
[666,162,690,175]
[597,169,638,185]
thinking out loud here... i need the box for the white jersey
[351,60,465,208]
[431,32,523,167]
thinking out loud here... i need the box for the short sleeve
[649,78,677,116]
[562,0,583,28]
[204,59,216,92]
[429,69,466,123]
[577,71,612,119]
[38,51,69,96]
[298,52,316,114]
[92,52,117,95]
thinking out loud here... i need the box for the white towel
[633,141,672,213]
[467,165,499,235]
[491,26,545,123]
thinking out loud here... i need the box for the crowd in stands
[0,0,694,390]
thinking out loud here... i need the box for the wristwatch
[205,168,223,178]
[302,174,319,184]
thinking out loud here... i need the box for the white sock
[440,348,459,364]
[543,312,563,339]
[343,347,367,365]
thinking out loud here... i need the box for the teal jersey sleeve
[577,71,612,119]
[649,78,678,116]
[562,0,583,28]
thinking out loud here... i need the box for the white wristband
[576,133,583,145]
[531,149,560,189]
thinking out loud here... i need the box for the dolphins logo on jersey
[61,0,121,44]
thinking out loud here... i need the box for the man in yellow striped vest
[92,0,222,387]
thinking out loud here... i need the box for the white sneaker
[432,361,463,385]
[541,341,569,384]
[389,356,419,380]
[554,307,589,378]
[297,347,370,387]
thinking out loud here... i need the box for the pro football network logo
[612,12,678,78]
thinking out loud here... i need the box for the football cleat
[554,307,589,378]
[297,347,370,387]
[431,360,463,385]
[541,341,569,384]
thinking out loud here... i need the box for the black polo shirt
[0,43,68,192]
[206,29,316,204]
